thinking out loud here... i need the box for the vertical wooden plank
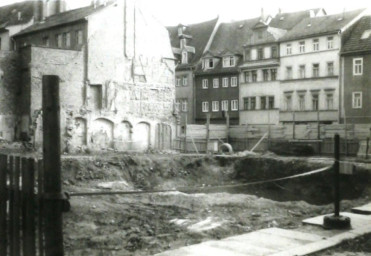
[13,157,21,256]
[22,158,36,256]
[9,156,14,256]
[0,154,8,256]
[42,75,64,256]
[38,160,44,256]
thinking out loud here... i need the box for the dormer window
[181,51,188,64]
[203,58,214,69]
[223,56,235,67]
[361,29,371,39]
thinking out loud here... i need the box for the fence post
[206,113,210,154]
[42,75,64,256]
[13,156,21,256]
[0,154,7,256]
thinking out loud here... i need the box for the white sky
[0,0,369,26]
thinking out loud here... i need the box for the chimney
[33,0,43,22]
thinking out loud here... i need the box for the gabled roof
[0,1,35,29]
[167,17,218,66]
[342,16,371,54]
[13,3,111,37]
[270,8,323,30]
[208,17,261,56]
[280,9,365,42]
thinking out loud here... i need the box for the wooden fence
[0,155,44,256]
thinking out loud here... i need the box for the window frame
[299,65,306,79]
[327,36,334,49]
[286,66,292,79]
[353,58,363,76]
[231,76,238,87]
[212,101,219,112]
[231,100,239,111]
[286,44,292,55]
[202,79,208,89]
[312,63,320,77]
[213,78,219,88]
[222,77,229,87]
[352,91,362,109]
[327,62,334,76]
[299,41,305,53]
[181,99,188,112]
[202,101,209,112]
[313,38,319,51]
[221,100,229,111]
[182,76,188,86]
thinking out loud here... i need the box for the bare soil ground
[57,153,371,256]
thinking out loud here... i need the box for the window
[243,97,249,110]
[244,71,250,83]
[298,94,305,110]
[202,102,209,112]
[299,41,305,53]
[271,46,278,58]
[313,39,319,51]
[268,96,274,109]
[175,99,181,112]
[62,32,71,48]
[76,30,83,45]
[299,65,306,79]
[285,94,292,111]
[221,100,229,111]
[353,58,363,75]
[222,77,229,87]
[245,49,250,61]
[181,99,188,112]
[42,36,49,47]
[223,56,235,67]
[258,48,263,60]
[286,66,292,79]
[312,63,319,77]
[261,96,266,110]
[56,34,62,48]
[286,44,292,55]
[213,78,219,88]
[231,100,238,111]
[207,58,214,68]
[252,70,257,82]
[202,79,208,89]
[312,94,319,110]
[327,36,334,49]
[326,93,334,110]
[212,101,219,112]
[263,69,269,81]
[181,51,188,64]
[182,76,187,86]
[176,78,181,86]
[271,69,277,81]
[352,92,362,108]
[327,62,334,76]
[231,77,238,87]
[250,97,256,110]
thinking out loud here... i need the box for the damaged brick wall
[0,51,21,140]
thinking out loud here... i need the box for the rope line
[68,165,332,197]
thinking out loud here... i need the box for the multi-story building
[340,16,371,124]
[278,9,365,124]
[238,9,325,125]
[8,0,176,151]
[194,17,264,125]
[167,18,218,128]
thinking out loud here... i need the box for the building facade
[278,9,365,124]
[341,16,371,124]
[10,0,176,152]
[167,19,218,128]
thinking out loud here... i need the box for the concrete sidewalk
[154,204,371,256]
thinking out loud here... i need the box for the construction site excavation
[54,152,370,256]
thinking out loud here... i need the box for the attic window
[239,24,244,29]
[361,29,371,39]
[280,17,284,21]
[307,23,312,27]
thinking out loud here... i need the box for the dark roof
[208,17,261,56]
[167,18,218,66]
[0,1,35,28]
[14,4,109,37]
[270,9,322,30]
[342,16,371,54]
[280,9,365,42]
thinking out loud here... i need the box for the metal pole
[42,75,64,256]
[334,133,340,217]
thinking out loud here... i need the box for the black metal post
[334,134,340,217]
[42,75,64,256]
